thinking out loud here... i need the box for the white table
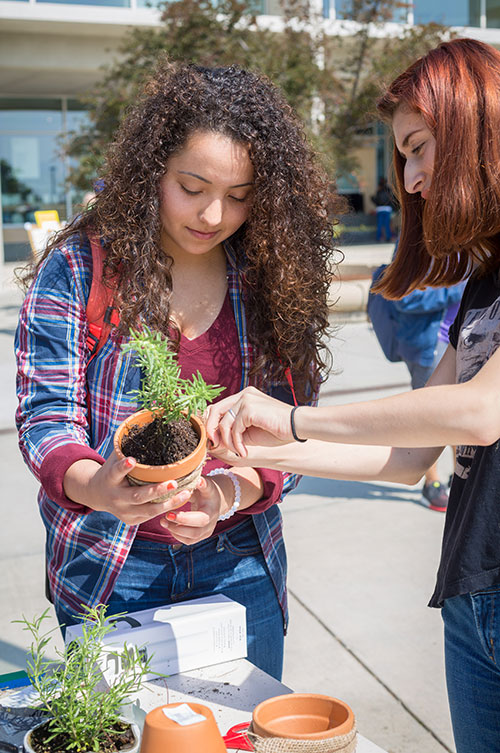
[135,659,388,752]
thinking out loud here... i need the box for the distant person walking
[371,177,395,242]
[396,282,465,510]
[369,261,465,511]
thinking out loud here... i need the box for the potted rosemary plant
[114,327,224,499]
[18,605,151,753]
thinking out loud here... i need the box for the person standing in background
[371,177,395,242]
[392,281,465,511]
[368,260,465,511]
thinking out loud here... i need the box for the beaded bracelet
[207,468,242,520]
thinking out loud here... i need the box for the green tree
[0,159,37,201]
[322,3,452,177]
[67,0,323,188]
[66,0,450,189]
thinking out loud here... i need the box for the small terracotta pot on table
[250,693,356,752]
[139,702,226,753]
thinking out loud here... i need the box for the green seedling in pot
[121,326,225,423]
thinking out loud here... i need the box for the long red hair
[375,38,500,298]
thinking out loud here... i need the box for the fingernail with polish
[167,512,177,521]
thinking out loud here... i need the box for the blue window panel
[0,132,66,224]
[334,0,407,21]
[0,99,88,225]
[487,0,500,28]
[0,100,63,132]
[37,0,130,6]
[66,100,91,132]
[413,0,480,26]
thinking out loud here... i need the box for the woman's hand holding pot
[161,476,230,545]
[63,452,190,525]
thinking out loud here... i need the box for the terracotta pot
[24,718,140,753]
[114,410,207,497]
[139,702,226,753]
[252,693,354,740]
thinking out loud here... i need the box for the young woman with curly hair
[15,60,342,680]
[207,38,500,745]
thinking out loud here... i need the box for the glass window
[334,0,407,22]
[487,0,500,28]
[263,0,284,14]
[336,172,360,193]
[244,0,266,11]
[0,99,88,226]
[66,100,90,132]
[37,0,130,6]
[413,0,480,26]
[0,99,62,132]
[0,133,66,225]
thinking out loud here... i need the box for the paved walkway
[0,249,455,752]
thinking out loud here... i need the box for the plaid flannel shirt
[16,235,317,627]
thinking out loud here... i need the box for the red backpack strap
[284,366,299,407]
[86,235,120,363]
[276,352,299,407]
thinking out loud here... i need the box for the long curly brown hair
[26,59,344,400]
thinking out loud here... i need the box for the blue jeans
[56,518,285,680]
[403,359,434,391]
[442,586,500,752]
[376,209,392,242]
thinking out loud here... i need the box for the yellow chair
[34,210,60,228]
[25,211,64,257]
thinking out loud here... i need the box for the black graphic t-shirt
[429,269,500,607]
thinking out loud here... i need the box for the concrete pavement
[282,318,453,753]
[0,247,455,753]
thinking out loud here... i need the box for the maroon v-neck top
[136,292,283,542]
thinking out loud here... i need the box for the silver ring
[228,408,236,419]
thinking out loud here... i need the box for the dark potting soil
[121,416,199,465]
[30,720,135,753]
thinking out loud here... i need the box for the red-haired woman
[206,38,500,750]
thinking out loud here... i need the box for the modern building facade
[1,0,500,261]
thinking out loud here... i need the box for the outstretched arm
[209,437,441,487]
[205,344,478,484]
[291,344,500,448]
[207,344,500,454]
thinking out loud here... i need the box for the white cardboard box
[65,594,247,680]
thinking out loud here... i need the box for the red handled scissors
[222,721,254,750]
